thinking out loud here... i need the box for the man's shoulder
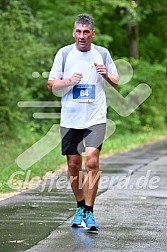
[60,44,74,53]
[93,44,109,65]
[93,44,109,53]
[59,44,74,72]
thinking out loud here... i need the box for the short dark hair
[74,14,94,30]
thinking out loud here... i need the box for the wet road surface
[0,138,167,252]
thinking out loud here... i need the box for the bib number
[73,84,95,102]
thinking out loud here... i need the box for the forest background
[0,0,166,192]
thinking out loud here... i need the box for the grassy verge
[0,128,167,193]
[101,128,167,155]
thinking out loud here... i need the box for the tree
[0,0,51,137]
[126,0,140,58]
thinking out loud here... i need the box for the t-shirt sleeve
[106,51,118,76]
[48,49,63,80]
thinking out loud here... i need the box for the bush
[107,59,167,133]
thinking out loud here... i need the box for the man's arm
[94,62,119,89]
[103,72,119,89]
[47,73,83,92]
[48,78,71,92]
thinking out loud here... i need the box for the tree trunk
[127,0,140,58]
[127,24,139,58]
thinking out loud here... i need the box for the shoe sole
[71,220,85,228]
[71,221,98,233]
[85,226,98,232]
[85,227,98,233]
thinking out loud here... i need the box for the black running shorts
[60,123,106,155]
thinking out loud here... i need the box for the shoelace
[75,208,84,216]
[85,211,95,220]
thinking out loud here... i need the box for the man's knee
[67,155,82,172]
[85,151,99,171]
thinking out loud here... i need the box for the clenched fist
[69,72,83,85]
[94,62,107,77]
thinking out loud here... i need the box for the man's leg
[84,147,100,209]
[81,147,100,230]
[67,154,85,227]
[67,154,84,202]
[83,124,105,207]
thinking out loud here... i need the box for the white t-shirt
[48,43,118,129]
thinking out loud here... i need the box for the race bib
[73,84,95,102]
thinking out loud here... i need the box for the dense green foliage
[0,0,167,191]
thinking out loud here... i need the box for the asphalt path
[0,138,167,252]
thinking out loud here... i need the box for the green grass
[101,128,167,155]
[0,129,66,193]
[0,128,167,193]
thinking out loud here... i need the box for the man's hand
[94,62,119,88]
[94,62,107,77]
[48,72,83,92]
[69,72,83,85]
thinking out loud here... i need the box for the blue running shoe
[83,211,99,231]
[70,207,85,227]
